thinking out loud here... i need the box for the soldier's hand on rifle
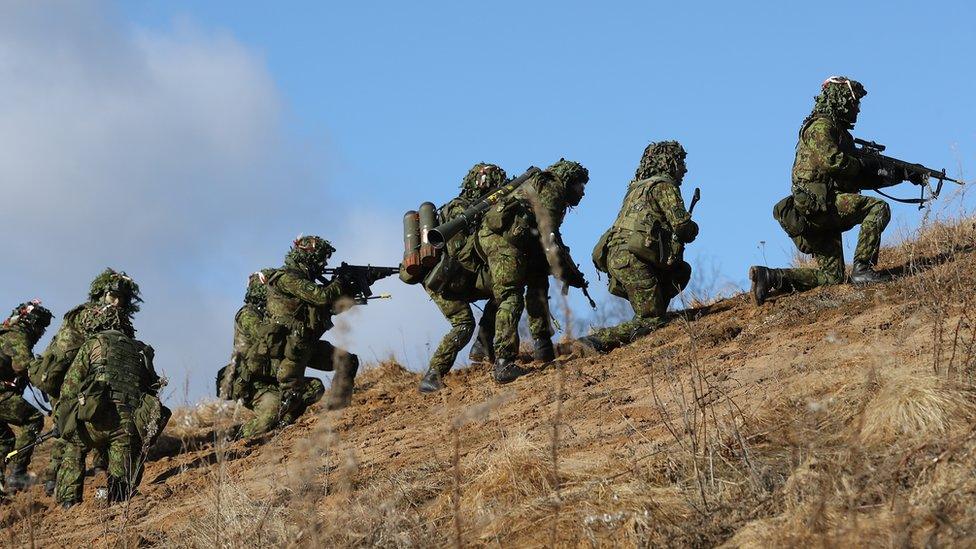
[859,156,883,175]
[674,219,699,244]
[336,272,362,297]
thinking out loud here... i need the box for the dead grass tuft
[858,371,975,446]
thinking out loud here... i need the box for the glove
[674,219,699,244]
[336,273,361,296]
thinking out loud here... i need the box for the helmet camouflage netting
[460,163,507,194]
[80,304,129,336]
[4,299,52,337]
[285,235,335,273]
[813,75,866,124]
[547,158,589,187]
[244,268,275,306]
[635,140,687,181]
[89,268,142,312]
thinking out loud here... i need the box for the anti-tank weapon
[427,167,543,248]
[853,138,964,209]
[319,263,399,300]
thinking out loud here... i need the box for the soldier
[256,236,361,431]
[31,268,139,495]
[218,268,324,438]
[53,302,165,507]
[477,159,589,384]
[749,76,909,304]
[0,300,52,494]
[417,163,506,393]
[577,141,698,354]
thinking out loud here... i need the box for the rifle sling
[872,188,927,205]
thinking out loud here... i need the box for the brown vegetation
[4,211,976,547]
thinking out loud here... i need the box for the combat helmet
[3,299,53,343]
[89,268,142,313]
[460,163,507,197]
[244,268,275,307]
[813,76,866,128]
[285,235,335,276]
[635,140,687,183]
[547,159,589,206]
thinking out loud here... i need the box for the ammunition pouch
[134,393,171,444]
[773,194,809,238]
[76,380,112,422]
[626,229,670,269]
[424,254,464,295]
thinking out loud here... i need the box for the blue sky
[125,0,974,280]
[2,1,972,401]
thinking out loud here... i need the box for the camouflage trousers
[240,377,325,438]
[589,246,691,350]
[55,407,142,505]
[783,193,890,290]
[426,288,496,376]
[276,330,356,389]
[0,390,43,474]
[42,437,109,485]
[479,231,554,361]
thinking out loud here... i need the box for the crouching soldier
[54,303,168,507]
[578,141,698,354]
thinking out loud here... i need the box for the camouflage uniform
[259,236,358,426]
[33,269,138,492]
[53,304,164,506]
[751,77,896,304]
[477,159,589,383]
[418,163,505,393]
[219,269,326,437]
[0,301,51,492]
[584,141,698,353]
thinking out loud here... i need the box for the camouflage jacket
[265,268,344,333]
[608,175,692,248]
[233,304,264,358]
[0,325,36,390]
[791,115,865,216]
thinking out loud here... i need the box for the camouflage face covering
[635,141,687,183]
[285,235,335,275]
[3,299,52,341]
[244,268,274,306]
[88,268,142,313]
[460,163,507,197]
[813,76,866,127]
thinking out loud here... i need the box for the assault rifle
[427,167,543,248]
[853,138,964,209]
[319,263,399,300]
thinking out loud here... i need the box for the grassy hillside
[4,215,976,548]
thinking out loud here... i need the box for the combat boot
[749,266,784,305]
[468,338,493,363]
[326,354,360,410]
[850,262,890,285]
[4,464,31,493]
[492,358,526,384]
[532,337,555,362]
[418,369,444,393]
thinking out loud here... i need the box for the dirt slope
[4,222,976,548]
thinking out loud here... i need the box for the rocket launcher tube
[402,210,422,276]
[427,166,542,249]
[418,202,439,268]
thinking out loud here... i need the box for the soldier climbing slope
[577,140,699,355]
